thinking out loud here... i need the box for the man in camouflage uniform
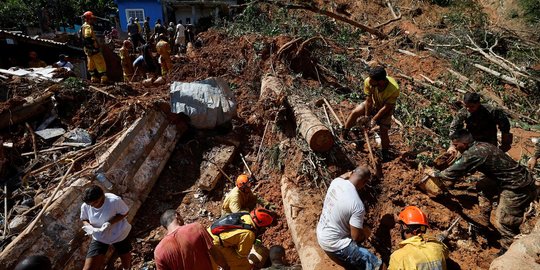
[449,92,512,152]
[428,129,536,253]
[527,138,540,170]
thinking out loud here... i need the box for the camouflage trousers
[476,177,537,249]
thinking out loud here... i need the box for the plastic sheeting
[170,77,237,129]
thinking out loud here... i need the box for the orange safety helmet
[398,206,429,226]
[82,11,94,19]
[250,208,274,227]
[236,174,250,190]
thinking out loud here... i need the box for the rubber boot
[471,196,492,227]
[90,70,100,83]
[100,74,108,84]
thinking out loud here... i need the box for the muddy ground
[1,0,540,269]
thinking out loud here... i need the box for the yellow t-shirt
[156,40,171,56]
[388,235,449,270]
[364,76,400,109]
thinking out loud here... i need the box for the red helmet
[236,174,250,190]
[82,11,94,19]
[250,208,274,227]
[398,206,429,226]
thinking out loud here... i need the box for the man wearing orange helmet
[388,206,448,270]
[208,208,275,270]
[119,40,134,82]
[317,166,382,269]
[81,11,108,84]
[222,174,257,215]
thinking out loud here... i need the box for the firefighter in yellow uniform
[81,11,108,84]
[119,40,134,82]
[155,34,173,76]
[208,208,274,270]
[222,175,257,216]
[389,206,449,270]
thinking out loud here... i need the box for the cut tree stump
[289,95,334,152]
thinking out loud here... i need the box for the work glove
[82,224,99,235]
[98,222,111,232]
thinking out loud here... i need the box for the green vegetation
[518,0,540,23]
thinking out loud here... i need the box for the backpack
[210,212,255,245]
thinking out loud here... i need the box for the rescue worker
[222,174,257,216]
[449,92,512,152]
[143,17,151,42]
[527,138,540,170]
[154,19,166,37]
[155,34,173,76]
[317,166,382,269]
[344,66,400,162]
[154,209,229,270]
[119,40,134,82]
[28,51,47,68]
[208,208,274,270]
[388,206,448,270]
[427,129,537,254]
[81,11,108,84]
[127,17,145,50]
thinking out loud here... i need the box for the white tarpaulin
[170,77,237,129]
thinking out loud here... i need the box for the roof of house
[0,30,83,53]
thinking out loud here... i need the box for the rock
[9,215,31,233]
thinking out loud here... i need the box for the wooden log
[0,92,53,130]
[289,95,334,152]
[473,63,526,88]
[259,75,285,101]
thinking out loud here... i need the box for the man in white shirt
[80,185,132,270]
[317,166,382,270]
[175,20,186,53]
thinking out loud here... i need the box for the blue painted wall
[115,0,163,32]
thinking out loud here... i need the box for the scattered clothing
[388,235,448,270]
[154,223,215,270]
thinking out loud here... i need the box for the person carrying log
[154,209,229,270]
[449,92,512,153]
[344,66,400,162]
[316,166,383,270]
[208,208,275,270]
[426,129,537,255]
[222,174,257,216]
[80,185,132,270]
[388,206,448,270]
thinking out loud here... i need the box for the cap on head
[250,208,274,227]
[398,206,428,226]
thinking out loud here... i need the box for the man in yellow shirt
[156,34,173,76]
[81,11,107,84]
[118,40,134,82]
[222,175,257,215]
[388,206,448,270]
[208,208,274,270]
[344,66,399,161]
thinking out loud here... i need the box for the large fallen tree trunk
[281,175,342,269]
[0,92,53,130]
[289,95,334,152]
[0,109,186,269]
[259,75,333,152]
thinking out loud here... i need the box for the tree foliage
[0,0,117,32]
